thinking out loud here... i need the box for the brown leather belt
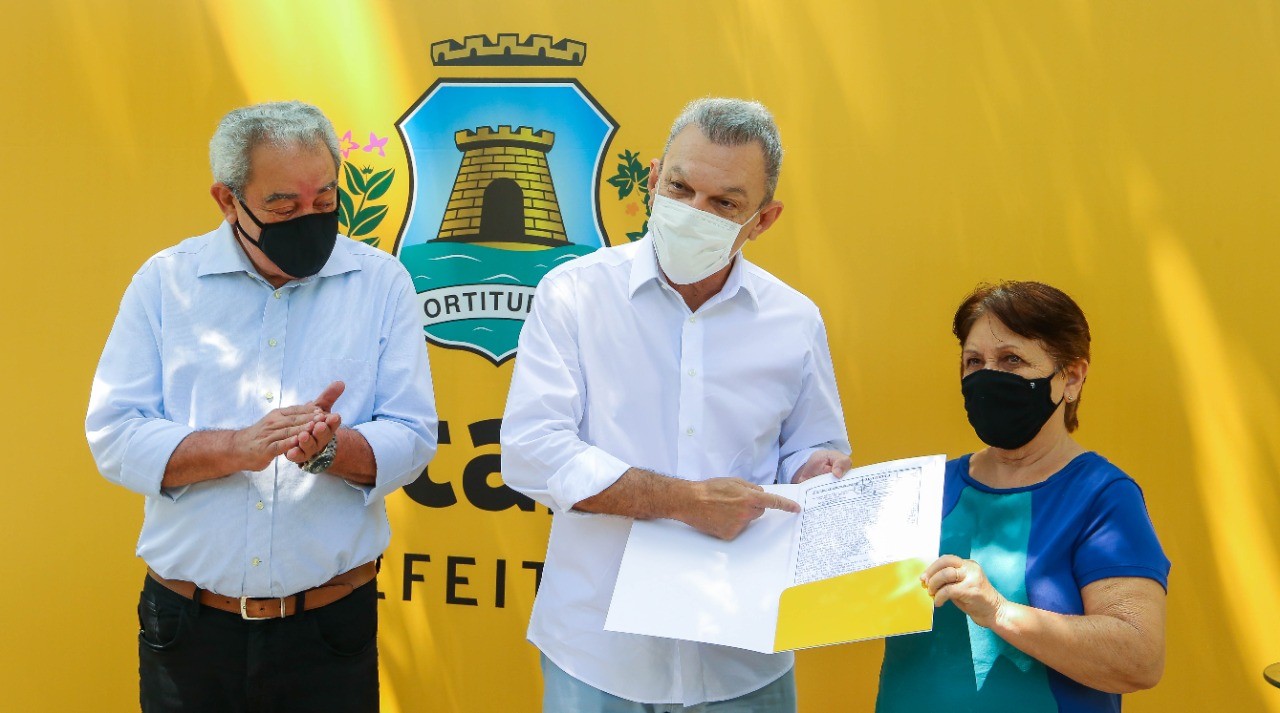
[147,561,377,620]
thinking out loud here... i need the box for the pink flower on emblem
[363,132,389,157]
[339,130,361,159]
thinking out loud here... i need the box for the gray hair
[662,97,784,204]
[209,101,340,199]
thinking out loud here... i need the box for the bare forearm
[162,431,244,488]
[573,468,696,520]
[571,468,797,542]
[326,428,377,485]
[991,602,1164,693]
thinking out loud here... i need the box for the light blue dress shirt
[86,223,437,597]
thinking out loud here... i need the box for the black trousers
[138,574,379,713]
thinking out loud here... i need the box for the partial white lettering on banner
[418,284,537,326]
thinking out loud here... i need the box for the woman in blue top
[877,281,1169,713]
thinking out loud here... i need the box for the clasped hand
[231,381,345,471]
[921,554,1007,629]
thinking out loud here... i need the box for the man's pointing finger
[757,492,801,514]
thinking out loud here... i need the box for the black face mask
[961,368,1064,450]
[234,199,338,279]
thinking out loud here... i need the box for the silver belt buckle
[240,596,287,620]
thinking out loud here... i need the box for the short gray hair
[209,101,340,199]
[662,97,783,204]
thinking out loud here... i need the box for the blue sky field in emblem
[396,82,616,250]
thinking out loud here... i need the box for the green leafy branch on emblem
[605,149,651,242]
[338,162,395,249]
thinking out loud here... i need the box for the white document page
[603,482,801,653]
[605,455,944,654]
[789,463,933,586]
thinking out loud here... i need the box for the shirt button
[264,392,274,402]
[687,369,697,377]
[268,339,278,347]
[256,501,264,511]
[688,316,697,323]
[686,427,695,436]
[251,557,261,567]
[273,291,282,299]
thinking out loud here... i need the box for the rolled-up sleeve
[501,272,630,513]
[350,270,438,503]
[86,269,194,500]
[777,315,850,484]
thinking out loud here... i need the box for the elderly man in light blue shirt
[86,100,436,713]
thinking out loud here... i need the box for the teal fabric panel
[877,486,1057,712]
[959,487,1049,696]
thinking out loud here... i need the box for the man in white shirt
[86,101,437,713]
[501,97,851,711]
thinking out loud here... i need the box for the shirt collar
[627,234,663,298]
[628,233,759,311]
[197,221,361,281]
[718,250,759,311]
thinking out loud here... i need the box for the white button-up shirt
[86,223,437,597]
[501,236,849,705]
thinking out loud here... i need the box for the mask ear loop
[232,219,262,249]
[1049,366,1070,407]
[233,199,267,249]
[237,198,269,229]
[1027,366,1068,408]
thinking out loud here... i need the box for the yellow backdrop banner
[4,1,1279,711]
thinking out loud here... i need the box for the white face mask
[648,194,759,285]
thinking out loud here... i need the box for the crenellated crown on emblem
[454,126,555,151]
[430,34,586,66]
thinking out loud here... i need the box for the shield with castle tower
[437,125,569,249]
[394,40,617,365]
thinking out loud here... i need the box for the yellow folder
[774,557,936,652]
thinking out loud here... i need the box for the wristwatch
[301,435,338,474]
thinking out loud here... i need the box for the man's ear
[647,158,661,195]
[748,200,784,241]
[211,183,238,224]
